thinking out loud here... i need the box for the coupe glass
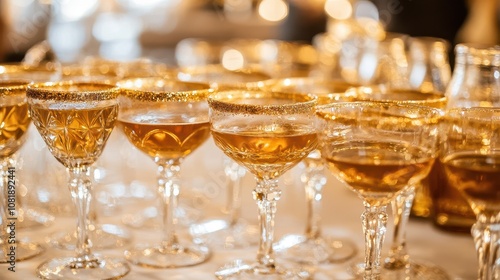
[27,82,129,279]
[350,87,450,279]
[264,77,358,264]
[0,80,44,262]
[179,64,272,249]
[209,89,318,279]
[118,78,212,268]
[440,107,500,280]
[316,102,440,279]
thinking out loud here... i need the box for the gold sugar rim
[0,63,60,74]
[177,64,272,89]
[316,101,442,124]
[117,78,213,102]
[0,80,29,96]
[208,89,317,115]
[27,81,119,101]
[445,107,500,120]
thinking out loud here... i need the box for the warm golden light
[258,0,288,22]
[222,48,245,70]
[325,0,353,20]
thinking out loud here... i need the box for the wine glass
[209,89,318,279]
[0,80,44,262]
[316,102,441,279]
[263,77,358,264]
[440,107,500,280]
[349,87,450,278]
[0,63,60,229]
[179,64,272,249]
[117,78,212,268]
[27,81,129,279]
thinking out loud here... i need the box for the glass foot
[37,255,130,280]
[17,207,55,229]
[124,243,211,268]
[190,218,259,249]
[215,259,313,280]
[49,224,132,250]
[349,258,451,279]
[0,241,44,262]
[274,234,357,264]
[122,204,203,229]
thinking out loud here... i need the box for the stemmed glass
[209,89,318,279]
[440,107,500,280]
[179,64,271,249]
[118,78,212,267]
[316,102,441,279]
[0,80,44,262]
[264,77,358,264]
[27,81,129,279]
[349,87,450,278]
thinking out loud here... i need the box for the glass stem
[302,160,326,240]
[0,157,11,249]
[67,166,95,261]
[471,214,500,280]
[157,159,182,249]
[362,202,388,280]
[224,158,245,227]
[253,178,281,271]
[385,185,415,269]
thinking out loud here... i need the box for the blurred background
[0,0,496,65]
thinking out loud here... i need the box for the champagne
[29,104,117,167]
[443,152,500,215]
[119,113,210,160]
[324,141,434,205]
[212,124,318,179]
[0,103,30,157]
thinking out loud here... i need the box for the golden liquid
[443,152,500,216]
[118,113,210,160]
[212,124,318,179]
[29,104,118,167]
[0,103,30,157]
[324,141,434,206]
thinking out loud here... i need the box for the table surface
[0,130,477,280]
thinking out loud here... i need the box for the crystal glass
[179,65,272,249]
[27,82,129,279]
[209,89,318,279]
[0,63,60,229]
[349,87,450,279]
[118,78,212,268]
[0,80,44,262]
[316,102,441,279]
[440,107,500,279]
[264,77,358,264]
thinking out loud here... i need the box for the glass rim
[117,77,213,102]
[445,106,500,119]
[0,63,60,74]
[0,80,30,97]
[208,89,317,115]
[27,81,119,101]
[349,87,447,106]
[177,64,272,89]
[262,77,359,93]
[316,101,443,121]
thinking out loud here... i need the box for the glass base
[48,224,132,250]
[124,243,211,268]
[122,204,203,229]
[190,218,259,249]
[0,241,44,262]
[349,258,451,279]
[17,207,55,229]
[274,234,357,264]
[37,256,130,280]
[215,259,313,279]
